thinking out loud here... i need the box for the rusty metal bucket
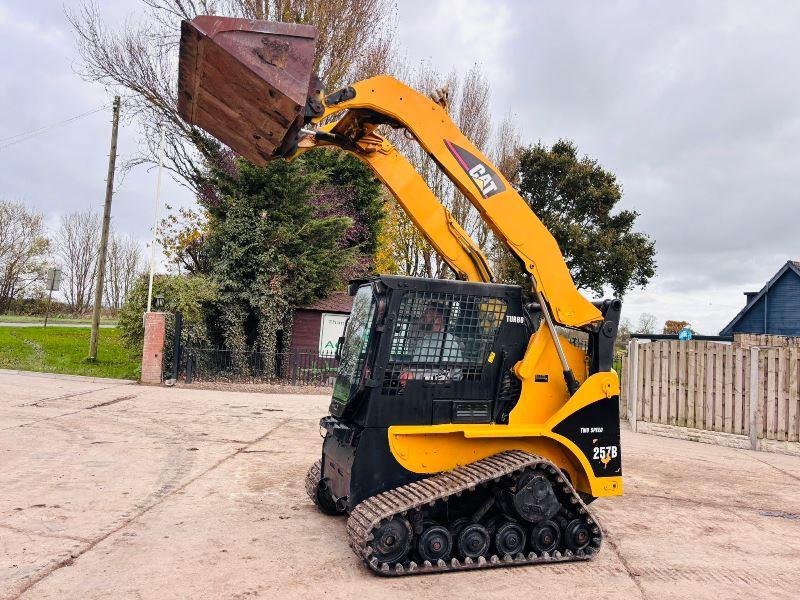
[178,16,318,165]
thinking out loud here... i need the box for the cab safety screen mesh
[382,291,507,395]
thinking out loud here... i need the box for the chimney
[744,291,759,306]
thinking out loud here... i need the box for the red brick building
[290,291,353,355]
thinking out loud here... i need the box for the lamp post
[153,294,165,312]
[146,124,166,313]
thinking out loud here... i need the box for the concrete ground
[1,372,798,600]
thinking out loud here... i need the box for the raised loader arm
[177,16,598,327]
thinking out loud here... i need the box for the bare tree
[0,200,50,312]
[55,211,101,315]
[68,0,397,191]
[104,231,144,311]
[636,312,658,335]
[491,111,524,184]
[616,317,632,350]
[487,111,524,274]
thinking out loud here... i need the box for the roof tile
[297,291,353,313]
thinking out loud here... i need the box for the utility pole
[89,96,120,361]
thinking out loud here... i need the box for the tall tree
[297,148,384,265]
[55,211,101,315]
[104,231,144,311]
[201,157,357,374]
[158,147,383,280]
[0,200,50,311]
[497,140,656,299]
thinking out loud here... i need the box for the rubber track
[346,450,602,576]
[304,459,323,509]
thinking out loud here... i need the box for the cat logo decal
[444,140,506,198]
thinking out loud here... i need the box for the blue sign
[678,327,693,341]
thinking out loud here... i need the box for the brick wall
[141,312,167,384]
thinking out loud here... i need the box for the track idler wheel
[305,460,345,516]
[457,523,490,559]
[315,482,341,515]
[417,523,452,563]
[529,519,561,554]
[494,521,526,556]
[564,518,591,551]
[370,517,412,564]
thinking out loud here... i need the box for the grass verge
[0,326,139,380]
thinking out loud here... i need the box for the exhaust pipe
[178,16,319,165]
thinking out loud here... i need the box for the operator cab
[329,275,531,428]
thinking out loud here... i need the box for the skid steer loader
[177,16,623,576]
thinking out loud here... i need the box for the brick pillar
[141,312,167,384]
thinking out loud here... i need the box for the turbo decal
[444,139,506,198]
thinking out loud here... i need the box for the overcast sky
[1,1,798,333]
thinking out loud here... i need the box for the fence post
[627,339,639,432]
[185,351,194,384]
[170,311,183,382]
[749,348,760,450]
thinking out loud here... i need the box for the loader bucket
[178,16,318,165]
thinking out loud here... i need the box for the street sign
[45,268,62,292]
[43,268,62,328]
[678,327,693,341]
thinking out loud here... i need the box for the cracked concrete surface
[1,372,798,599]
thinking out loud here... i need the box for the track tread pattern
[304,459,323,507]
[346,450,602,576]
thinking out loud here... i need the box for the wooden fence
[620,338,800,451]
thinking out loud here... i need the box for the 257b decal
[592,445,619,466]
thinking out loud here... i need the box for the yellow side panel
[510,325,588,425]
[388,373,622,498]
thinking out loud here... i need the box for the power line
[0,104,110,151]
